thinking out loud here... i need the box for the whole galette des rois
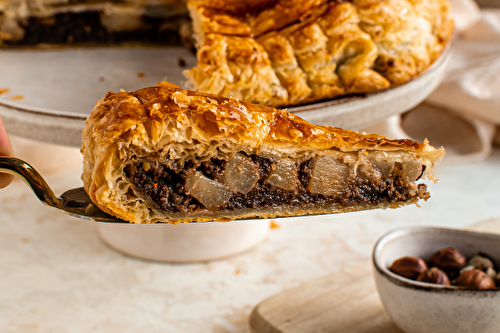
[81,84,445,223]
[184,0,454,107]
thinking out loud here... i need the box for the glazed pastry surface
[81,84,445,223]
[184,0,454,107]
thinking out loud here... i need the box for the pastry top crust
[83,85,442,157]
[192,0,330,37]
[185,0,454,107]
[81,85,444,223]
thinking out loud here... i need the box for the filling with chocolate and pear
[126,150,428,214]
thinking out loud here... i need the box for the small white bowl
[373,226,500,333]
[98,220,270,263]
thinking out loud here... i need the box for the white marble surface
[0,136,499,333]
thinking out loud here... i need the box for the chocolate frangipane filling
[0,1,189,47]
[128,151,429,214]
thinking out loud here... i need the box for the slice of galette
[81,84,444,223]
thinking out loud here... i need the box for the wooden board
[249,218,500,333]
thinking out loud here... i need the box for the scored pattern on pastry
[81,84,445,224]
[184,0,453,107]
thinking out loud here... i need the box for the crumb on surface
[11,95,24,101]
[137,73,145,78]
[0,88,9,95]
[270,220,280,229]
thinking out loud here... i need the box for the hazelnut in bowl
[372,226,500,333]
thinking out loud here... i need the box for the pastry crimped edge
[81,84,445,224]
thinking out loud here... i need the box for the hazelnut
[390,256,428,280]
[485,267,497,280]
[468,253,495,271]
[428,247,466,277]
[456,269,496,290]
[416,267,450,286]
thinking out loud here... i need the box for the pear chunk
[185,171,233,209]
[307,155,350,196]
[265,158,298,191]
[221,153,259,194]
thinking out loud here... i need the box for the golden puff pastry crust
[81,84,444,224]
[184,0,454,107]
